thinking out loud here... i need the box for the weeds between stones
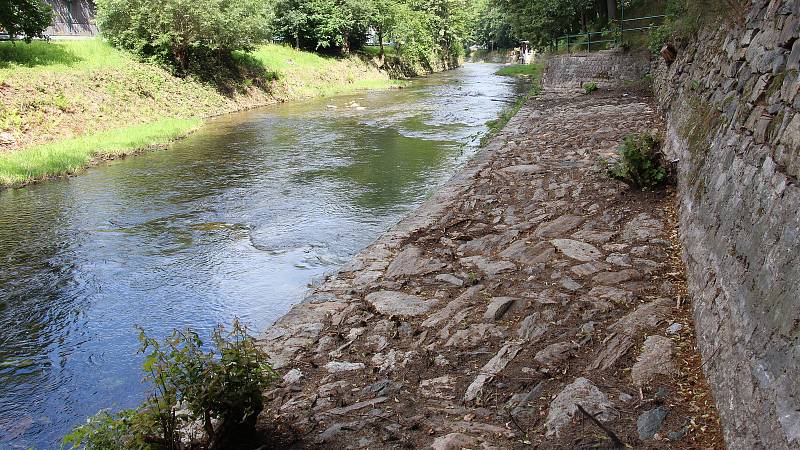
[606,133,670,190]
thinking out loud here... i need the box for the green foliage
[647,0,747,53]
[95,0,273,73]
[472,0,516,49]
[0,0,53,43]
[63,319,277,450]
[583,81,598,93]
[62,409,150,450]
[496,0,610,49]
[607,133,667,189]
[272,0,474,71]
[0,39,129,74]
[272,0,373,52]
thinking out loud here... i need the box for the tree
[272,0,371,53]
[95,0,273,73]
[366,0,400,60]
[0,0,53,42]
[496,0,614,48]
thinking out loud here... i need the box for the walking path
[257,87,723,448]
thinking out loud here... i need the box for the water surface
[0,63,529,447]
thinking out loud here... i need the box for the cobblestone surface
[257,88,722,448]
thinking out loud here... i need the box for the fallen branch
[576,404,625,448]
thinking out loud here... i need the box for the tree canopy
[95,0,274,72]
[0,0,53,42]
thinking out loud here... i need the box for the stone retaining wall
[543,49,652,89]
[652,1,799,448]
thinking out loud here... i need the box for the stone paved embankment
[257,87,723,448]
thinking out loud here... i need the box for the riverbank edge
[0,45,426,189]
[259,72,539,367]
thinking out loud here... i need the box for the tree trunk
[607,0,618,21]
[596,0,608,25]
[378,29,385,66]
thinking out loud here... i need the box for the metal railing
[551,13,668,53]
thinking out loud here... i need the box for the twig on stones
[699,343,723,369]
[576,404,625,448]
[506,408,527,436]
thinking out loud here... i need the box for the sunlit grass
[481,63,544,146]
[361,45,397,57]
[495,64,544,77]
[0,39,128,76]
[0,118,200,186]
[246,43,334,71]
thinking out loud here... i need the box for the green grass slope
[0,40,400,186]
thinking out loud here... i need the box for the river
[0,63,529,448]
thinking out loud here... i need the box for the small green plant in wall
[583,82,598,94]
[607,133,668,189]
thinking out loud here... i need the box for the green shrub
[95,0,273,74]
[583,81,598,94]
[63,319,277,449]
[607,133,668,189]
[0,0,53,42]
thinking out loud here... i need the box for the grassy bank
[495,64,542,77]
[481,63,544,146]
[0,119,200,186]
[0,40,401,187]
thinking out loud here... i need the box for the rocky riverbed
[256,87,724,449]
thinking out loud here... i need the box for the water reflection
[0,63,529,448]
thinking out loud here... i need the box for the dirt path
[257,88,724,449]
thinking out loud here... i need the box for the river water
[0,63,529,448]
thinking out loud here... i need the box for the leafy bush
[0,0,53,42]
[95,0,273,74]
[607,133,668,189]
[63,319,277,450]
[583,81,598,94]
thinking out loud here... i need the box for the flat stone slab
[499,240,555,265]
[545,377,616,437]
[534,341,577,367]
[536,215,585,237]
[632,335,677,386]
[498,164,545,176]
[464,343,522,402]
[385,245,445,279]
[484,297,518,321]
[324,361,366,373]
[623,213,664,241]
[551,239,603,262]
[365,291,434,317]
[638,406,669,440]
[460,256,516,277]
[588,298,673,371]
[518,312,552,341]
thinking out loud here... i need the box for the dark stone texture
[652,1,800,448]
